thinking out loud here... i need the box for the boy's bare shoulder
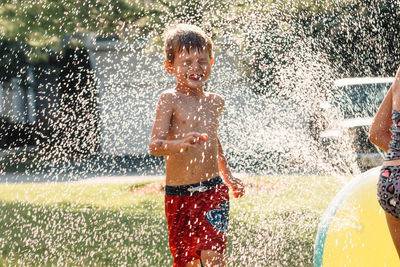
[158,89,179,103]
[207,92,225,106]
[159,89,177,98]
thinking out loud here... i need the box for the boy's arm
[149,93,207,156]
[218,138,245,198]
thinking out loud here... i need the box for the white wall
[87,37,175,155]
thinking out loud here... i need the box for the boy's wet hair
[164,24,213,64]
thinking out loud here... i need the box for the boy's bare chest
[172,98,221,131]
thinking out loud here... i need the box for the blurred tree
[0,0,232,52]
[0,0,161,52]
[235,0,400,95]
[297,0,400,77]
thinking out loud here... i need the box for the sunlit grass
[0,174,351,266]
[235,175,349,216]
[0,182,157,208]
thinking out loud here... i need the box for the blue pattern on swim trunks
[385,110,400,160]
[205,202,229,232]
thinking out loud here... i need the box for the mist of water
[0,0,395,265]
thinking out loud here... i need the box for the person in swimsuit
[149,24,245,267]
[370,65,400,257]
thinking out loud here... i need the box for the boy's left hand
[226,176,245,198]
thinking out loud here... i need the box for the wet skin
[149,48,245,192]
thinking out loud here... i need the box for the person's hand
[180,132,208,152]
[226,176,245,198]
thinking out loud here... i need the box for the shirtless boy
[149,24,245,267]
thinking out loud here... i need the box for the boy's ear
[164,60,173,74]
[210,57,214,68]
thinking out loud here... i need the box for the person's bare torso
[165,90,224,186]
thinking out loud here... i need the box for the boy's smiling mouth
[188,74,204,81]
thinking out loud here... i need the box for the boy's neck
[175,85,205,96]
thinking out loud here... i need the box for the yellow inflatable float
[314,167,398,266]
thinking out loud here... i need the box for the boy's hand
[180,132,208,152]
[226,176,245,198]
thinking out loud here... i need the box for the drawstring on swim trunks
[187,185,208,193]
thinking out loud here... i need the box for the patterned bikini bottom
[377,166,400,219]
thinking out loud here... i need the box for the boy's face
[165,48,214,91]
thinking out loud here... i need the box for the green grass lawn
[0,175,351,266]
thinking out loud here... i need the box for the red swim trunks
[165,176,230,267]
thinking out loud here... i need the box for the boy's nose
[190,62,201,70]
